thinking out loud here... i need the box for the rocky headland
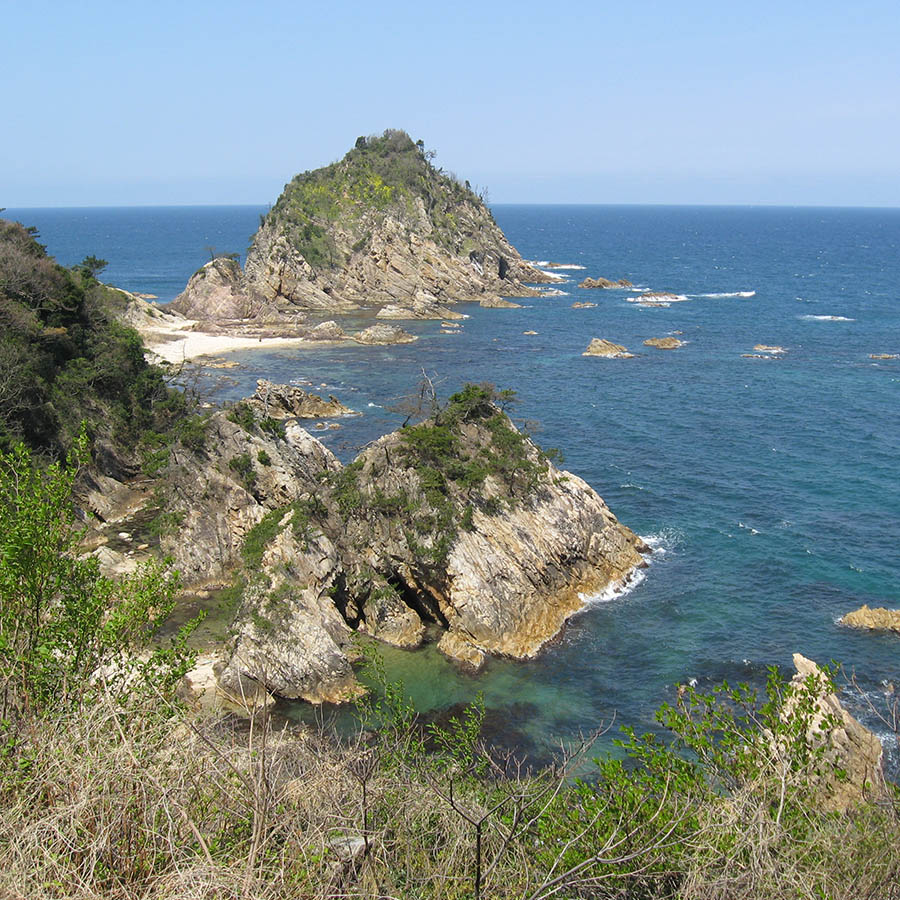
[170,130,551,331]
[151,383,648,704]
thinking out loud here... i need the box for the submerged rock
[479,296,521,308]
[351,324,418,345]
[582,338,634,358]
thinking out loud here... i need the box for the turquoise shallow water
[7,204,899,766]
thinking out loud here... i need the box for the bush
[0,429,188,727]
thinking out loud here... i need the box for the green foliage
[330,459,365,514]
[257,449,271,467]
[240,507,287,569]
[0,217,191,456]
[267,128,490,269]
[228,452,256,490]
[259,415,285,440]
[77,255,108,279]
[226,401,256,433]
[0,429,189,725]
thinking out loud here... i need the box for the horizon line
[5,201,900,212]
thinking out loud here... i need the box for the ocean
[6,203,899,765]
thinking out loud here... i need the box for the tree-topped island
[171,129,553,325]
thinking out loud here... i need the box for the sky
[3,0,899,207]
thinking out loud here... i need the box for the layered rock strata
[158,385,648,703]
[171,130,551,327]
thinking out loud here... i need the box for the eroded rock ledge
[159,384,648,704]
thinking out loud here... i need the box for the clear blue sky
[3,0,899,206]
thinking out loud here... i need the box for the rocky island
[170,130,551,329]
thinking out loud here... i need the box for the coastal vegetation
[0,216,199,461]
[265,129,486,265]
[0,213,897,898]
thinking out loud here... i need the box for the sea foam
[695,290,756,298]
[799,314,855,322]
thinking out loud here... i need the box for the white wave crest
[641,529,683,555]
[695,290,756,299]
[578,566,647,605]
[799,314,855,322]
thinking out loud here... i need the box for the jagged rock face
[328,389,649,668]
[247,379,354,419]
[169,258,249,319]
[219,523,360,704]
[237,130,552,318]
[784,654,885,812]
[165,386,647,704]
[160,412,340,584]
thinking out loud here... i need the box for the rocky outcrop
[351,324,417,345]
[753,344,786,355]
[479,296,521,308]
[376,302,464,320]
[160,385,648,704]
[839,604,900,633]
[583,339,634,359]
[571,301,597,309]
[173,131,550,326]
[160,411,341,584]
[170,258,248,320]
[643,337,684,350]
[247,379,354,419]
[579,276,633,289]
[783,654,885,811]
[628,291,683,308]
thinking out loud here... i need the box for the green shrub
[0,429,189,726]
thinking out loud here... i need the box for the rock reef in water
[583,338,634,358]
[159,386,648,704]
[643,337,684,350]
[351,324,417,345]
[839,604,900,634]
[578,276,633,289]
[172,130,550,326]
[246,379,355,419]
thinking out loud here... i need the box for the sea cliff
[170,130,551,326]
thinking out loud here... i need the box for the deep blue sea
[6,204,899,765]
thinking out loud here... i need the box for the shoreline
[145,328,320,363]
[121,291,327,363]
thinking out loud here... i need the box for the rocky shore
[143,383,649,704]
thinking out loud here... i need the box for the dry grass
[1,691,898,900]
